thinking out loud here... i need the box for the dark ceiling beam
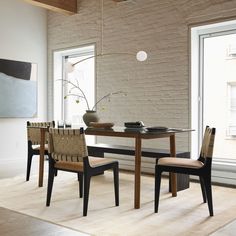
[24,0,77,15]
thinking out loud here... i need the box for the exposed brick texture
[47,0,236,168]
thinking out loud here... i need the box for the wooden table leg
[170,134,177,197]
[38,128,45,187]
[134,136,142,209]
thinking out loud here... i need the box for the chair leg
[83,173,91,216]
[46,167,55,207]
[26,153,33,181]
[77,172,80,181]
[54,169,58,177]
[154,166,162,213]
[113,163,119,206]
[204,175,214,216]
[79,172,83,198]
[199,176,206,203]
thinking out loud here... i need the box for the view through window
[53,44,95,124]
[53,44,95,143]
[191,21,236,161]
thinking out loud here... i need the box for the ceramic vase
[83,110,99,126]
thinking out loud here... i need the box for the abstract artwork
[0,59,37,117]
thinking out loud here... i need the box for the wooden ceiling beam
[24,0,77,15]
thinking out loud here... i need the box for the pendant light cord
[101,0,104,55]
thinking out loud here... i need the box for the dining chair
[154,126,216,216]
[46,127,119,216]
[26,121,55,181]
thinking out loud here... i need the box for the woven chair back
[199,126,216,162]
[48,128,88,163]
[27,121,54,145]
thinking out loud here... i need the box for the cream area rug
[0,171,236,236]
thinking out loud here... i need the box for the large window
[53,44,95,124]
[191,21,236,160]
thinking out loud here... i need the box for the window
[53,44,95,144]
[191,20,236,159]
[53,44,95,124]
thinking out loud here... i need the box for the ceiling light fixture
[66,0,147,73]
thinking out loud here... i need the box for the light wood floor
[0,207,88,236]
[0,158,89,236]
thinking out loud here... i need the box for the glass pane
[203,33,236,159]
[53,45,95,144]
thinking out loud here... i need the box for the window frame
[53,44,96,123]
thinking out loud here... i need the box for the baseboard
[211,158,236,186]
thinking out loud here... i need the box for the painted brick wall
[47,0,236,160]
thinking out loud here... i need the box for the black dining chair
[26,121,55,181]
[154,126,216,216]
[46,127,119,216]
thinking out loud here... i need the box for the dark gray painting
[0,59,37,117]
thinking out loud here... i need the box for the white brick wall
[47,0,236,161]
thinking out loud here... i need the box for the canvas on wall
[0,58,37,117]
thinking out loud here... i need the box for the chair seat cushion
[88,157,117,168]
[54,160,83,172]
[158,157,204,169]
[32,144,48,150]
[54,157,116,172]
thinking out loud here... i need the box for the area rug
[0,171,236,236]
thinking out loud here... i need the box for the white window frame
[53,44,96,123]
[53,44,96,144]
[191,20,236,159]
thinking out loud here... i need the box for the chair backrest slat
[198,126,216,163]
[48,128,88,162]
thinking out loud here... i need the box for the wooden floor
[0,157,89,236]
[0,207,88,236]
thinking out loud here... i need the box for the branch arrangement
[59,78,126,111]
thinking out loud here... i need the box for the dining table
[37,126,192,209]
[84,126,192,209]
